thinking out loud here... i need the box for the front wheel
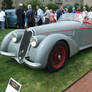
[47,41,68,72]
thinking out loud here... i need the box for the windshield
[58,13,84,23]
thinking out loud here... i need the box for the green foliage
[63,4,72,13]
[73,3,80,9]
[73,3,90,11]
[84,5,90,11]
[24,1,59,11]
[2,0,14,9]
[46,3,59,11]
[24,0,45,11]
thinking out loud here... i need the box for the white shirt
[88,12,92,19]
[75,14,84,23]
[82,11,88,18]
[0,11,5,22]
[44,10,50,19]
[37,8,43,16]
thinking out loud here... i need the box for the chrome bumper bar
[0,51,15,57]
[0,51,42,68]
[23,58,42,68]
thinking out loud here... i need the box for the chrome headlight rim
[30,37,37,47]
[12,33,17,43]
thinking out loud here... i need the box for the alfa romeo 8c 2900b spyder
[0,13,92,72]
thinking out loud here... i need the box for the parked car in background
[0,13,92,72]
[5,9,17,27]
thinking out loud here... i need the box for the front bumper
[0,51,16,57]
[23,58,42,68]
[0,50,42,69]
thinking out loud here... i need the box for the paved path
[64,70,92,92]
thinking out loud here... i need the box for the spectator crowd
[0,3,92,30]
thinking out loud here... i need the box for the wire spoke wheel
[47,41,68,72]
[51,46,66,69]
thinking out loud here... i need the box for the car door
[72,28,83,47]
[81,23,92,46]
[72,23,92,48]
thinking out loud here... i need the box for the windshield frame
[58,13,84,23]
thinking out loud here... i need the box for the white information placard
[5,78,22,92]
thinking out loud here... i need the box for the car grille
[18,31,32,61]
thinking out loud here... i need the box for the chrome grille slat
[18,31,32,61]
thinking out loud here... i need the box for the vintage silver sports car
[0,13,92,72]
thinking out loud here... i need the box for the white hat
[72,7,75,9]
[45,7,48,10]
[83,6,86,9]
[19,3,23,6]
[28,4,32,9]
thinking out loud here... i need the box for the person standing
[75,7,83,22]
[0,8,6,30]
[16,3,25,29]
[64,8,69,13]
[36,5,44,26]
[50,9,56,23]
[56,7,64,20]
[26,4,35,27]
[88,7,92,20]
[44,7,50,24]
[76,7,82,14]
[72,7,76,13]
[82,6,88,19]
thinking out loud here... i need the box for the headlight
[12,33,17,43]
[30,37,37,47]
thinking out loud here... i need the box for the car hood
[30,21,81,35]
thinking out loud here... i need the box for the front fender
[29,33,79,68]
[0,29,25,52]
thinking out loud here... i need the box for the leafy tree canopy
[24,0,45,10]
[2,0,14,9]
[46,3,59,11]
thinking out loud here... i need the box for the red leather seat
[84,20,92,26]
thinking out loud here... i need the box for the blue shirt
[57,10,63,20]
[37,8,44,22]
[72,10,76,13]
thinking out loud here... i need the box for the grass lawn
[0,29,92,92]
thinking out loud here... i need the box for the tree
[63,4,72,13]
[46,3,59,11]
[2,0,13,9]
[73,3,80,9]
[24,0,45,10]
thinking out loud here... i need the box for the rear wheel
[47,41,68,72]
